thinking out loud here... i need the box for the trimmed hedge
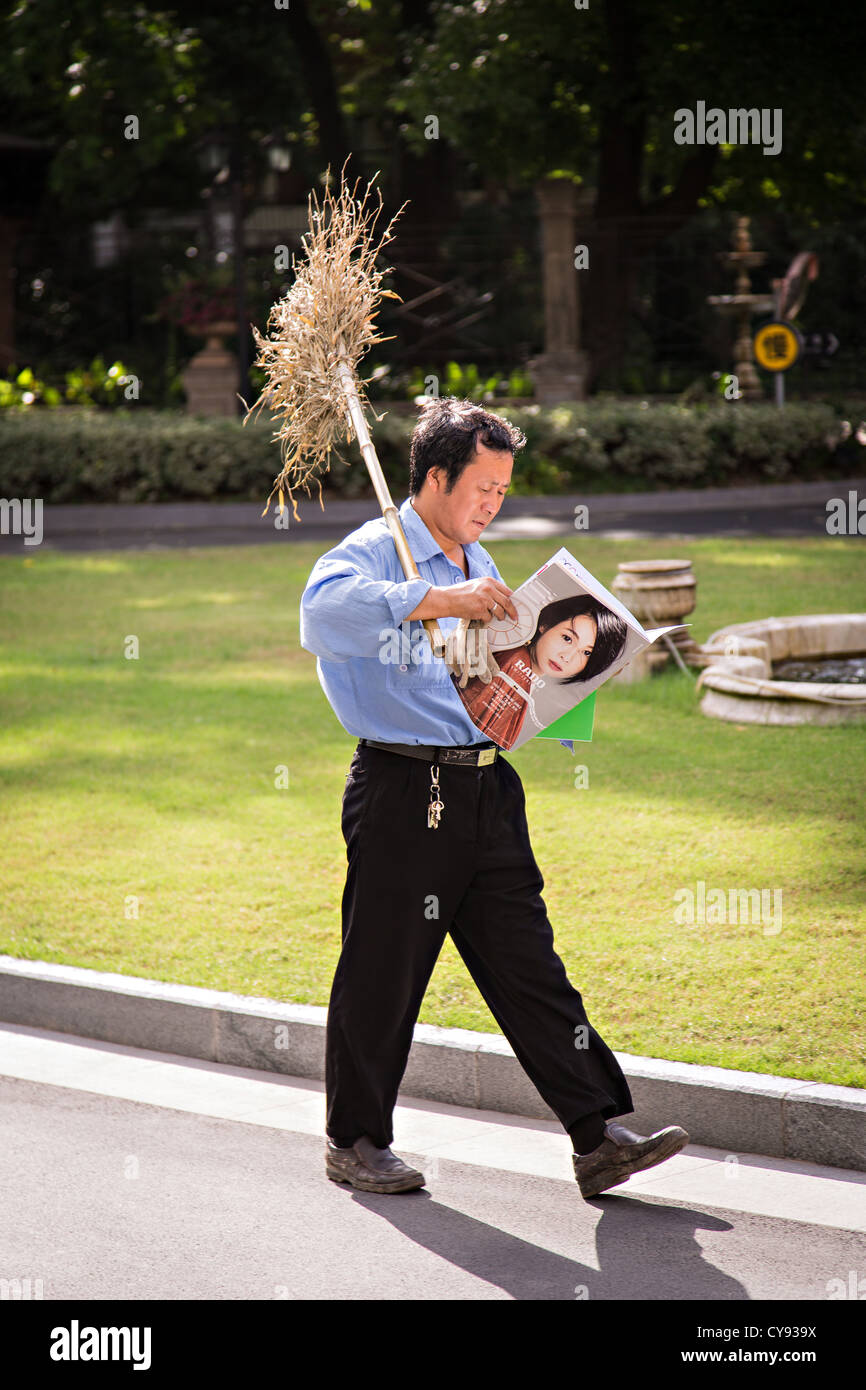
[0,401,864,504]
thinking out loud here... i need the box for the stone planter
[610,559,699,677]
[182,321,238,418]
[611,559,697,623]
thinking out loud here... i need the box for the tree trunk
[0,217,18,372]
[580,0,719,386]
[290,0,355,176]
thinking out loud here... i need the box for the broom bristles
[244,164,405,517]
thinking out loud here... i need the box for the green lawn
[1,534,864,1087]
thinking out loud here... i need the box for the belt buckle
[477,747,497,766]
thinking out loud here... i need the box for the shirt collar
[399,495,487,568]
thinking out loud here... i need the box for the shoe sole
[578,1126,689,1199]
[325,1162,426,1194]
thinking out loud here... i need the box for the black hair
[526,596,628,684]
[409,395,526,495]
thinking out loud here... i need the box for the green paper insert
[537,690,596,742]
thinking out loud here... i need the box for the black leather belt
[358,738,499,767]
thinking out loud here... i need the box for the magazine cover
[451,546,686,751]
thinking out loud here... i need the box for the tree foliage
[391,0,866,220]
[0,0,348,219]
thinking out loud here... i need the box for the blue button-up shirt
[300,495,501,744]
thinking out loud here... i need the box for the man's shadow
[338,1177,746,1301]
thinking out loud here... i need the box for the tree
[391,0,866,382]
[0,0,334,221]
[0,0,351,381]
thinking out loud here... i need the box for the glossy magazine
[451,546,685,750]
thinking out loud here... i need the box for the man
[300,396,688,1200]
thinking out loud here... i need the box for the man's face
[424,440,513,544]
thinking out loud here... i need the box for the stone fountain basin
[697,614,866,725]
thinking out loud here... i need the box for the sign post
[773,280,784,410]
[759,251,823,410]
[753,318,802,409]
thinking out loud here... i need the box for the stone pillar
[527,178,589,403]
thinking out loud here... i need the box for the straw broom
[245,167,496,683]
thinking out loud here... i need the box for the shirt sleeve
[300,537,432,662]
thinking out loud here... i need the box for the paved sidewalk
[3,955,862,1173]
[2,477,863,552]
[2,1023,864,1301]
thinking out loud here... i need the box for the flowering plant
[157,264,236,331]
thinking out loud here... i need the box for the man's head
[408,396,526,545]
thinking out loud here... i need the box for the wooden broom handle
[335,353,446,658]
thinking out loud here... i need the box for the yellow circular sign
[753,321,801,372]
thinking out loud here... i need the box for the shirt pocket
[384,653,452,692]
[382,619,455,691]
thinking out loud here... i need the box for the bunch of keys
[427,763,445,830]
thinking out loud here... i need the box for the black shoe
[325,1135,426,1193]
[573,1120,689,1199]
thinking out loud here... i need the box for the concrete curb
[1,955,863,1173]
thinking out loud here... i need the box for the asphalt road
[2,478,864,553]
[2,1073,862,1303]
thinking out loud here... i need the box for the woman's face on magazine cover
[532,615,597,679]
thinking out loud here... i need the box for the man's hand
[408,578,518,624]
[443,619,502,688]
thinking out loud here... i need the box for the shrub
[0,400,863,504]
[0,358,134,411]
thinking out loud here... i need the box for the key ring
[427,763,444,830]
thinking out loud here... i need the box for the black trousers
[325,743,634,1149]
